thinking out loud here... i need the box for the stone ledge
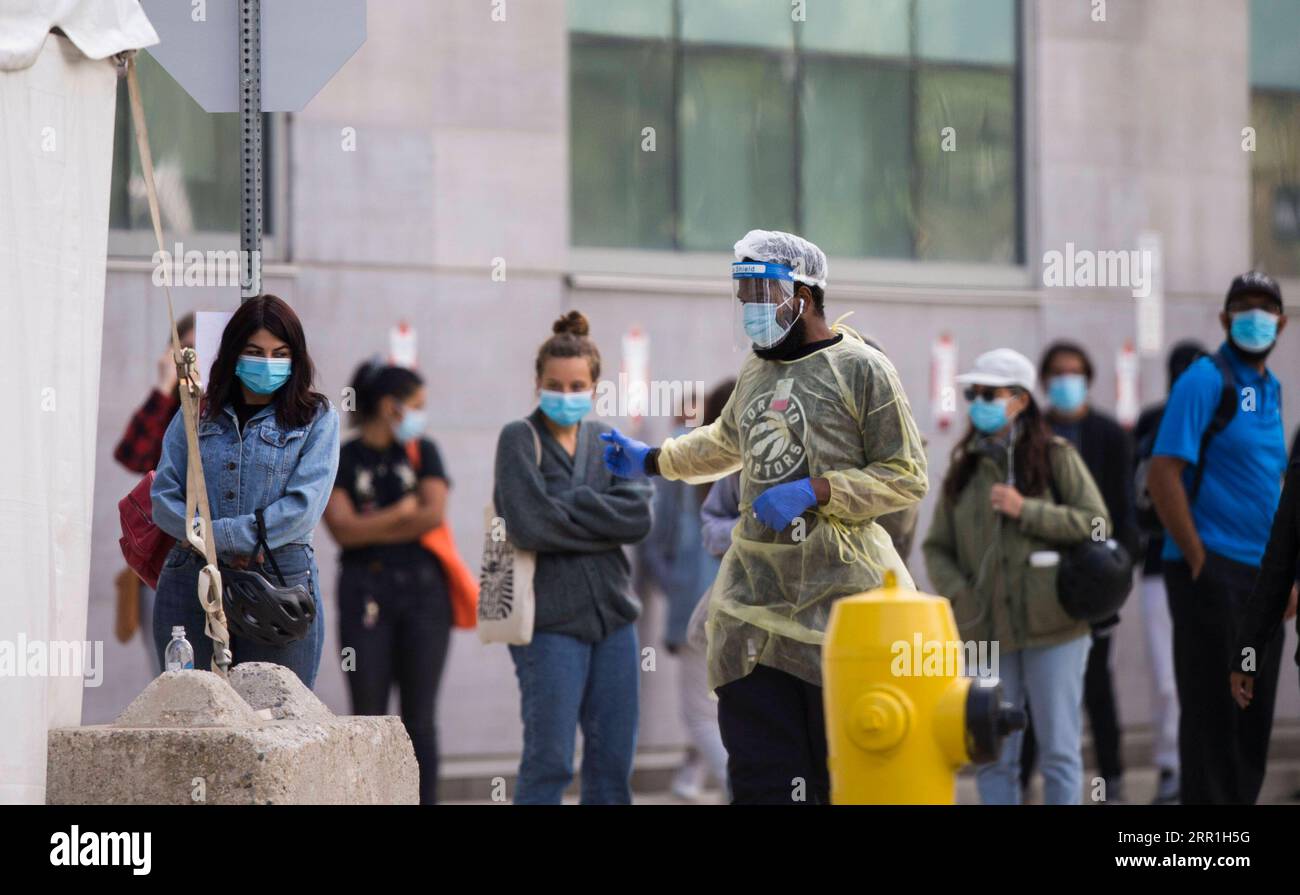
[48,665,417,805]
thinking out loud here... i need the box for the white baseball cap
[955,348,1037,393]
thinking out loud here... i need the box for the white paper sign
[1136,231,1164,356]
[194,310,235,392]
[931,333,957,432]
[389,321,417,369]
[1116,340,1140,428]
[622,327,650,422]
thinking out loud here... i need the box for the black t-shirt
[1050,417,1084,450]
[786,332,843,360]
[333,436,448,566]
[231,391,269,431]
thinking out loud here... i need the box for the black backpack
[1133,351,1238,534]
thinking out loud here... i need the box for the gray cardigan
[492,408,653,643]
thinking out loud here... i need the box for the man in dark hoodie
[1022,341,1139,804]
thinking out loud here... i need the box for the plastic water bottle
[164,626,195,672]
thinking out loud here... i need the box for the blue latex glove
[601,428,651,479]
[752,478,818,532]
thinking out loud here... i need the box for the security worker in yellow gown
[602,230,929,804]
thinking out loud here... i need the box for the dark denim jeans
[152,542,326,688]
[508,622,639,805]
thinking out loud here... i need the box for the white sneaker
[671,758,705,802]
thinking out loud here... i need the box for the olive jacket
[923,436,1109,653]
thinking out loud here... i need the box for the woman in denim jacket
[151,295,340,686]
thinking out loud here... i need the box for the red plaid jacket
[114,389,180,474]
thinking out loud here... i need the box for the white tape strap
[125,56,232,675]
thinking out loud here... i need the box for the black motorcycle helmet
[1057,539,1133,623]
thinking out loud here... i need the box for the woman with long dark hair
[323,360,451,805]
[151,294,339,686]
[922,349,1108,805]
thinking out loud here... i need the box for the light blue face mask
[970,397,1011,434]
[743,303,782,346]
[539,390,593,426]
[395,407,427,443]
[1047,374,1089,413]
[734,261,801,349]
[235,356,292,395]
[1230,309,1280,353]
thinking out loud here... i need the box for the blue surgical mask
[735,261,801,349]
[970,397,1011,434]
[539,390,593,426]
[395,407,427,443]
[1230,309,1280,353]
[742,300,802,349]
[235,356,291,395]
[1047,374,1088,413]
[743,303,781,347]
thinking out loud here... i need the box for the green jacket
[922,437,1107,653]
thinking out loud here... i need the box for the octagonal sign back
[139,0,366,113]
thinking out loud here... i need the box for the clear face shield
[733,261,803,351]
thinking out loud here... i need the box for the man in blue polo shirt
[1147,270,1289,804]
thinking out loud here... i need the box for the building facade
[85,0,1300,768]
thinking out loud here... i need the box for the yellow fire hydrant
[822,572,1025,804]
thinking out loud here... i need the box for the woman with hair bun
[493,310,653,804]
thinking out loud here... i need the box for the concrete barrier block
[228,662,332,722]
[112,669,261,728]
[47,669,417,804]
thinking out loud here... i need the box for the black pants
[716,663,830,805]
[1019,629,1124,788]
[339,554,452,805]
[1084,629,1124,782]
[1165,553,1283,805]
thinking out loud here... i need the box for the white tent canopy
[0,0,156,804]
[0,0,157,70]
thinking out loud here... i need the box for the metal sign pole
[142,0,366,302]
[239,0,263,301]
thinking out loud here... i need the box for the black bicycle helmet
[222,567,315,646]
[220,508,316,647]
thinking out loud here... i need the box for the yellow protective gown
[658,324,929,690]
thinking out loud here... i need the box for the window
[1250,0,1300,277]
[109,51,279,254]
[569,0,1022,264]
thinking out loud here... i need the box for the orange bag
[114,567,142,644]
[407,440,479,629]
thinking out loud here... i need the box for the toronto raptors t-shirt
[333,436,448,566]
